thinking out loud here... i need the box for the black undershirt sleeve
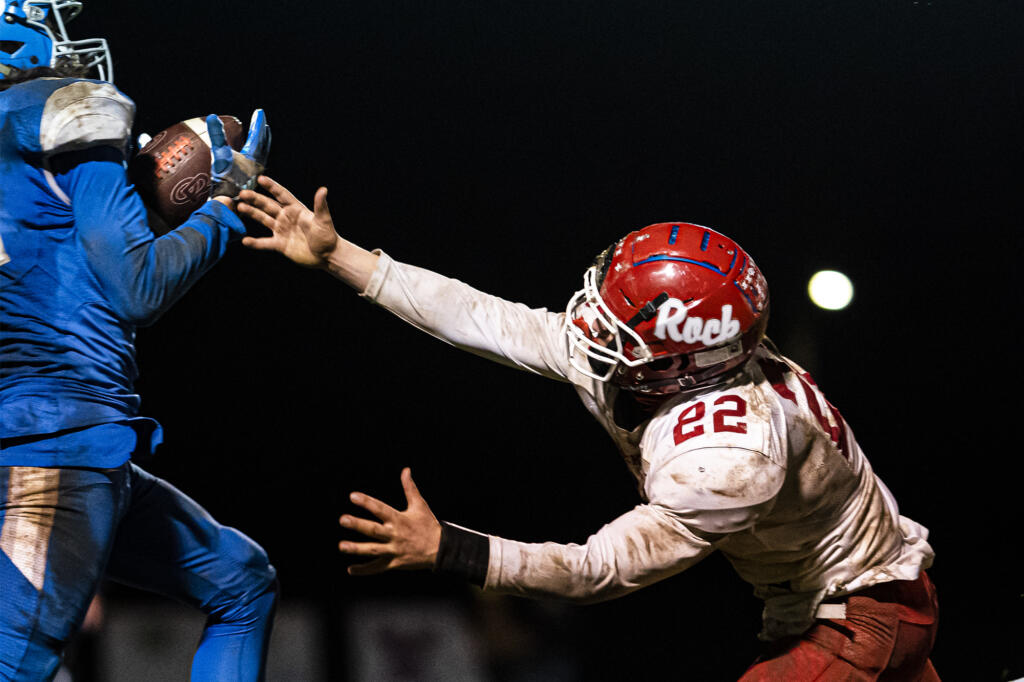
[433,522,489,587]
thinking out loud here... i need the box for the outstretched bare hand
[237,176,340,268]
[338,468,442,575]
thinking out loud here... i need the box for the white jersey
[363,252,934,640]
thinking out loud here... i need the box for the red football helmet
[565,222,769,394]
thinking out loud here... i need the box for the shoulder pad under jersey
[39,80,135,155]
[646,446,786,534]
[2,78,135,156]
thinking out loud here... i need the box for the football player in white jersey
[238,176,939,680]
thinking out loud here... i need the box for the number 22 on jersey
[670,359,850,457]
[673,395,748,445]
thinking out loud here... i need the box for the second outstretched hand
[338,468,442,575]
[237,176,379,289]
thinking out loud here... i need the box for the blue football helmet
[0,1,112,81]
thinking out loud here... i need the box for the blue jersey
[0,77,246,465]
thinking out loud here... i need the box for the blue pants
[0,463,278,681]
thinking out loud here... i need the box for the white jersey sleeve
[485,502,716,603]
[361,251,573,381]
[39,80,135,156]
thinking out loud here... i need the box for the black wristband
[434,522,489,587]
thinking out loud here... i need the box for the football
[128,115,245,235]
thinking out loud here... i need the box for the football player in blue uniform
[0,2,277,679]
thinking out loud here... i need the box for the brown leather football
[128,115,245,234]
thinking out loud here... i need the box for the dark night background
[65,1,1022,680]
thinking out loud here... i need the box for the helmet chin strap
[614,362,695,395]
[675,374,697,389]
[628,374,696,395]
[615,351,747,396]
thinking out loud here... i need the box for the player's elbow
[560,586,628,605]
[128,309,165,327]
[556,579,636,605]
[492,539,642,605]
[106,293,167,327]
[554,553,639,605]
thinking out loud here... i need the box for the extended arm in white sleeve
[484,504,717,604]
[479,445,786,603]
[361,251,572,381]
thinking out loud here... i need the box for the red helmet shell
[598,222,768,384]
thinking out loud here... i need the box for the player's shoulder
[1,77,135,156]
[643,373,783,461]
[639,372,787,516]
[644,444,786,526]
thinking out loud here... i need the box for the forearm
[360,252,572,380]
[436,505,716,604]
[321,237,380,293]
[55,148,245,325]
[84,199,243,325]
[122,201,244,324]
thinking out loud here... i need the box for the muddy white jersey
[363,252,934,639]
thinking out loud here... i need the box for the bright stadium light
[808,270,854,310]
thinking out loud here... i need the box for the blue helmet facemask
[1,1,112,82]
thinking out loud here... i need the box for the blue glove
[208,109,271,199]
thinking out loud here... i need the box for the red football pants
[740,572,939,681]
